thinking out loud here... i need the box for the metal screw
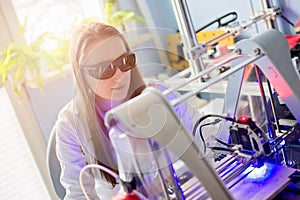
[254,48,261,55]
[235,48,242,55]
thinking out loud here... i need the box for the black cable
[208,146,235,153]
[199,120,220,153]
[281,15,295,27]
[192,114,238,157]
[192,114,236,137]
[193,114,236,154]
[271,125,295,147]
[215,137,235,147]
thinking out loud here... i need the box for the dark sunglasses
[83,52,136,80]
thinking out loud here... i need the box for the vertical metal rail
[259,0,281,137]
[266,81,281,133]
[254,65,276,138]
[171,0,206,76]
[249,0,260,34]
[261,0,279,29]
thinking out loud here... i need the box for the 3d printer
[104,29,300,199]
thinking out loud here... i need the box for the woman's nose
[112,67,123,81]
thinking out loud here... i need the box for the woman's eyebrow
[82,60,112,68]
[82,52,127,68]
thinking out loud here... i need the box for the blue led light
[280,140,286,146]
[245,163,274,182]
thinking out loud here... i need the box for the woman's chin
[110,87,129,101]
[110,92,127,101]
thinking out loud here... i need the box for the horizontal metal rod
[205,12,273,47]
[170,54,265,106]
[206,31,235,46]
[243,12,273,29]
[169,67,191,79]
[223,161,250,184]
[227,164,254,189]
[216,157,238,175]
[163,53,242,96]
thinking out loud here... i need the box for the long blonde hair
[69,22,146,185]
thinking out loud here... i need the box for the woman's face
[82,37,131,101]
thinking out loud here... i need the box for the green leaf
[104,1,145,27]
[18,17,28,35]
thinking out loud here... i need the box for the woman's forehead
[81,37,127,66]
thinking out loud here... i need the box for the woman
[54,22,202,199]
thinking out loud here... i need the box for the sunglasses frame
[83,52,136,80]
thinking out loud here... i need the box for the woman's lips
[112,85,124,90]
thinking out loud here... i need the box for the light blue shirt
[54,81,203,199]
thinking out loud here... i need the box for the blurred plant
[104,0,145,30]
[0,1,144,95]
[0,18,70,95]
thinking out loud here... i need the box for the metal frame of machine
[170,0,281,79]
[105,29,300,199]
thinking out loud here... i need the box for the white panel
[0,7,12,49]
[0,88,51,200]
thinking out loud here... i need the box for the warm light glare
[11,0,88,44]
[41,38,59,51]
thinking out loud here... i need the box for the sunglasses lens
[84,53,136,80]
[98,64,115,79]
[86,64,115,79]
[119,53,136,71]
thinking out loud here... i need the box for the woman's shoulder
[146,79,169,91]
[54,99,90,154]
[57,100,74,118]
[54,100,78,138]
[146,79,180,101]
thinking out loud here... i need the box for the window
[11,0,103,42]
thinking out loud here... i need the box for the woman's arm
[55,112,100,200]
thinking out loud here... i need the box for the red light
[111,192,141,200]
[240,116,247,122]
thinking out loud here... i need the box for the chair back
[47,129,66,199]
